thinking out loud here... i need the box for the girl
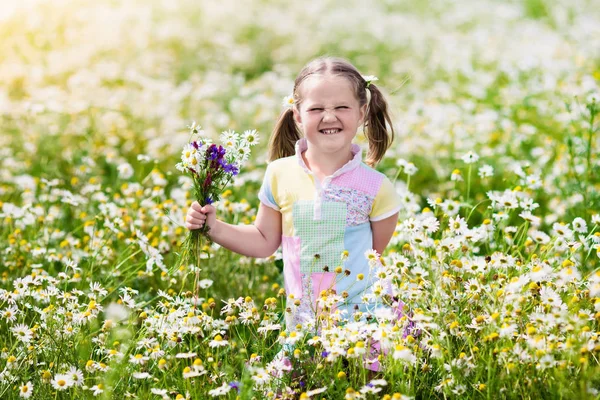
[185,56,402,369]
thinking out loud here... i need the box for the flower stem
[192,230,203,310]
[466,164,472,203]
[586,101,597,189]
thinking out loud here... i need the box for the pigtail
[363,83,395,167]
[268,107,302,162]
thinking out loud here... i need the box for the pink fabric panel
[365,300,417,372]
[310,272,337,315]
[282,236,302,299]
[331,164,383,196]
[366,340,384,372]
[310,272,337,301]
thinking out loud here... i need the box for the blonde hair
[268,56,395,167]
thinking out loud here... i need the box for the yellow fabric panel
[370,176,402,221]
[269,157,315,236]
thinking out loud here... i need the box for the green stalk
[192,231,203,310]
[586,100,597,188]
[466,164,472,203]
[393,167,402,184]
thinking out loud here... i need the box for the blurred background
[1,0,599,219]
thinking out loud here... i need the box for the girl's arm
[371,212,399,255]
[186,201,282,258]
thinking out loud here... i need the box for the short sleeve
[370,176,402,221]
[258,163,280,211]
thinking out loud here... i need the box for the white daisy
[242,129,260,146]
[552,223,573,239]
[461,151,480,164]
[129,354,149,365]
[117,163,134,180]
[11,324,33,344]
[478,164,494,178]
[393,345,416,364]
[51,374,73,390]
[67,366,84,387]
[572,217,587,233]
[449,216,468,235]
[2,305,19,322]
[362,75,379,86]
[198,279,213,289]
[133,372,152,379]
[188,121,204,135]
[90,384,104,396]
[208,335,228,348]
[251,367,271,386]
[525,174,542,189]
[282,95,295,109]
[18,381,33,398]
[404,162,418,175]
[208,382,232,396]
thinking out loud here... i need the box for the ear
[292,106,303,127]
[358,103,368,126]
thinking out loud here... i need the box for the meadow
[0,0,599,398]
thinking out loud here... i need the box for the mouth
[319,128,342,135]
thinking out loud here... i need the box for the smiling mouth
[319,128,342,135]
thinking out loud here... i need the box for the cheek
[302,113,320,126]
[342,113,360,124]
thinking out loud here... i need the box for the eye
[335,106,349,110]
[309,108,324,112]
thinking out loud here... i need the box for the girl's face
[293,74,367,157]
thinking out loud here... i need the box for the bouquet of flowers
[174,121,258,275]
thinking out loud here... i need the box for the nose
[322,108,337,122]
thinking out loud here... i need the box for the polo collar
[294,138,362,178]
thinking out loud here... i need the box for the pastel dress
[258,138,402,330]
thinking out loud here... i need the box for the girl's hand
[185,201,216,231]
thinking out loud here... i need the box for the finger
[186,221,204,230]
[188,210,205,219]
[185,222,197,230]
[186,215,206,224]
[191,201,203,212]
[201,205,214,213]
[194,215,207,223]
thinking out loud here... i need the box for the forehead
[297,74,358,104]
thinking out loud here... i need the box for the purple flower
[191,141,202,150]
[207,144,226,161]
[207,144,218,160]
[204,196,213,205]
[321,351,328,358]
[223,163,239,176]
[229,381,241,392]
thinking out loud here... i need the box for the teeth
[321,129,341,134]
